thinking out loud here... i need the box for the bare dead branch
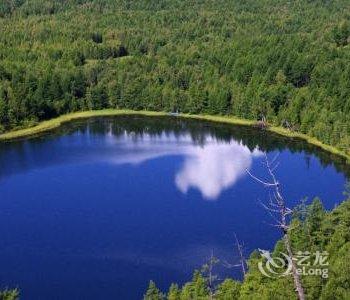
[234,233,247,277]
[222,260,241,269]
[247,154,305,300]
[246,169,277,187]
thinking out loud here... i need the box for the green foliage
[179,271,209,299]
[0,0,349,154]
[216,279,241,299]
[0,289,19,300]
[0,0,25,17]
[144,281,164,300]
[167,283,180,300]
[332,20,350,47]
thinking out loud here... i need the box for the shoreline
[0,109,349,163]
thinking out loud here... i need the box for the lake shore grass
[0,109,349,163]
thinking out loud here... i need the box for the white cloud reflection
[175,142,262,199]
[104,131,262,200]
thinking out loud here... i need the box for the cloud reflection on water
[175,142,262,199]
[106,131,263,200]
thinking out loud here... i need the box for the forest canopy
[0,0,349,155]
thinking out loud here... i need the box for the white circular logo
[258,249,293,278]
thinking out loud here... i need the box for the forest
[0,0,349,155]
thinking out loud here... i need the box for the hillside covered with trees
[0,0,349,155]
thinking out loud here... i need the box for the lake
[0,116,348,299]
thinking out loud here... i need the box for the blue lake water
[0,116,348,299]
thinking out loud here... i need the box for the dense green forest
[0,0,349,155]
[145,196,350,299]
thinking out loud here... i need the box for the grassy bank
[0,109,349,163]
[0,110,168,140]
[184,114,350,163]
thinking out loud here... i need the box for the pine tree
[167,283,180,300]
[144,281,163,300]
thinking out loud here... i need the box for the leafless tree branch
[234,233,247,277]
[246,154,305,300]
[246,169,277,187]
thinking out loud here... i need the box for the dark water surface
[0,116,348,299]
